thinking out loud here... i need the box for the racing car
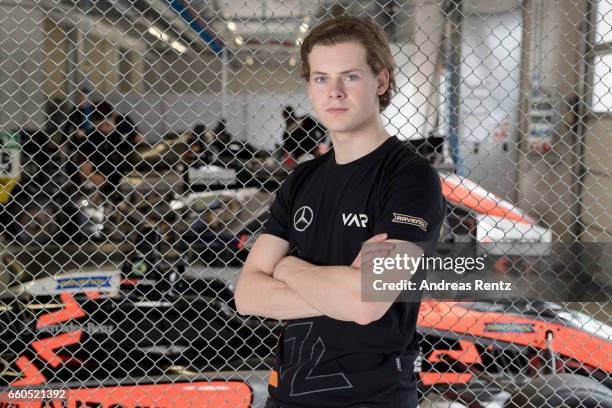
[0,251,611,407]
[0,254,280,406]
[182,169,555,267]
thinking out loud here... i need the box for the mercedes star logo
[293,206,313,232]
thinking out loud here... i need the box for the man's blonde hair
[300,16,397,112]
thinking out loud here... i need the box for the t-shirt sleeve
[373,160,446,244]
[262,173,293,242]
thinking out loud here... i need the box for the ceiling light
[245,56,254,65]
[289,56,297,66]
[170,41,187,53]
[148,27,169,42]
[295,38,302,46]
[235,36,244,46]
[300,23,309,33]
[227,21,237,32]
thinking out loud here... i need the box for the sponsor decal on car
[484,322,535,333]
[55,276,112,291]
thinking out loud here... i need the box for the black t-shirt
[263,136,446,408]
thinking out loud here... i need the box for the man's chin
[326,129,351,139]
[322,122,355,134]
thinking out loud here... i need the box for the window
[591,0,612,111]
[596,0,612,44]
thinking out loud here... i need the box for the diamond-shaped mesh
[0,0,610,407]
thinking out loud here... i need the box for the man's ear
[376,68,390,96]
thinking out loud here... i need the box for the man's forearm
[276,258,363,322]
[236,270,323,321]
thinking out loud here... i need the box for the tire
[504,374,612,408]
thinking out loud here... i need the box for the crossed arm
[234,233,403,325]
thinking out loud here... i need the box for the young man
[235,16,446,408]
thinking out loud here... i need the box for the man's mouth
[326,108,348,113]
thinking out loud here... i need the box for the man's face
[306,41,388,134]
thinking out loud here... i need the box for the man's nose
[328,78,346,99]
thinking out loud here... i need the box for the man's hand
[350,233,395,269]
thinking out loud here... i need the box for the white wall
[516,0,590,242]
[384,1,445,140]
[455,8,523,199]
[36,12,308,150]
[581,118,612,241]
[0,5,46,130]
[103,90,309,150]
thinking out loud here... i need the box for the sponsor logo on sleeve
[392,213,428,231]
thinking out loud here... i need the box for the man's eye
[347,74,359,80]
[314,76,326,83]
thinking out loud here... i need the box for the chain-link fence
[0,0,610,407]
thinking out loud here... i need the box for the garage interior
[0,0,610,407]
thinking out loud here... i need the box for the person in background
[114,111,144,168]
[212,118,232,149]
[64,87,95,140]
[281,105,327,164]
[76,101,133,197]
[45,97,69,136]
[184,123,209,164]
[64,88,95,187]
[115,111,145,146]
[211,118,257,161]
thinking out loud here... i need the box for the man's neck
[330,119,390,165]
